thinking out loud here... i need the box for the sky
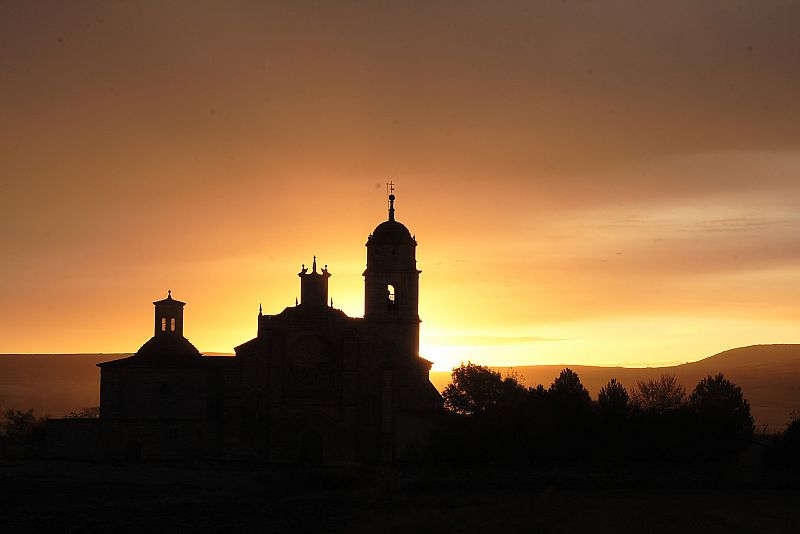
[1,1,799,370]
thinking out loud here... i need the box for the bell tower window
[161,317,167,332]
[170,318,176,332]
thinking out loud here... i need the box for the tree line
[429,363,797,469]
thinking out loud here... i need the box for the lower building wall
[394,411,437,460]
[100,419,216,461]
[44,418,221,462]
[264,409,357,465]
[100,368,215,420]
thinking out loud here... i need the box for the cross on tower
[387,181,396,221]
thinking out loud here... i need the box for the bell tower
[364,187,421,354]
[153,290,185,337]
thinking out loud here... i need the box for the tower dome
[368,219,415,247]
[366,191,415,247]
[365,189,417,272]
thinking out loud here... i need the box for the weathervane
[387,180,396,221]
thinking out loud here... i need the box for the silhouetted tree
[547,368,594,428]
[767,412,800,472]
[625,375,696,460]
[690,374,754,448]
[597,378,630,420]
[549,368,591,405]
[631,374,686,413]
[528,383,548,403]
[519,383,550,437]
[0,409,39,437]
[443,362,527,416]
[592,378,632,457]
[430,363,530,463]
[0,408,47,460]
[785,412,800,445]
[521,369,595,459]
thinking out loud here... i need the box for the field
[1,460,798,533]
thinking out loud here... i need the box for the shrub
[631,374,686,413]
[0,408,48,459]
[66,406,100,419]
[1,409,40,437]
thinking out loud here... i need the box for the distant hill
[0,354,128,417]
[1,346,798,431]
[430,345,800,431]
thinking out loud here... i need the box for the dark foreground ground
[1,460,798,533]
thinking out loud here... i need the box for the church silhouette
[51,192,442,464]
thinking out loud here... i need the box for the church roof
[98,335,203,368]
[153,291,185,306]
[270,302,351,324]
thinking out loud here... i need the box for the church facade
[76,194,442,464]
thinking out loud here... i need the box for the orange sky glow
[2,2,799,370]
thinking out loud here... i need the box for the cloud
[683,216,788,234]
[427,335,564,346]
